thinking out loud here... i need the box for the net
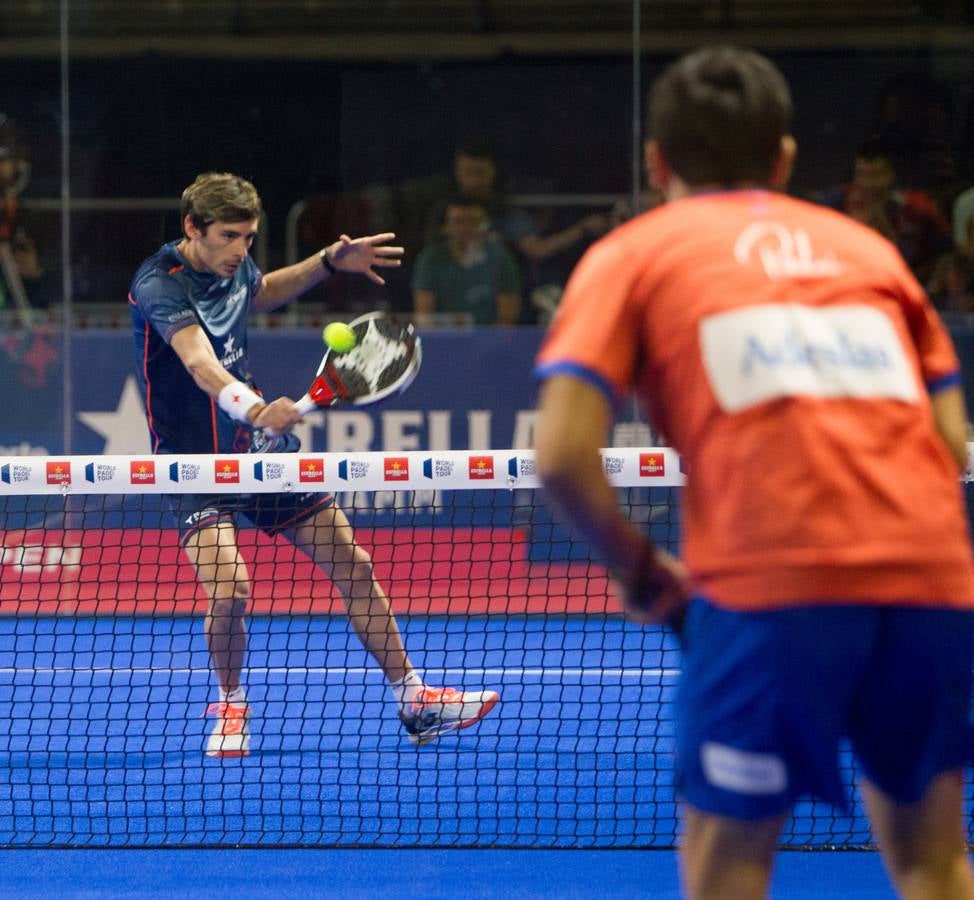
[0,448,969,849]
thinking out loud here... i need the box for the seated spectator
[0,115,47,311]
[928,186,974,314]
[425,141,611,315]
[821,135,952,284]
[412,197,521,325]
[448,140,610,256]
[927,249,974,314]
[873,73,958,211]
[953,185,974,249]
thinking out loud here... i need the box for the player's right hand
[618,546,689,628]
[251,396,304,435]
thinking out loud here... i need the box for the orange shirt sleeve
[534,230,645,406]
[892,255,962,391]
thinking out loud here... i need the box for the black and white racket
[294,311,422,413]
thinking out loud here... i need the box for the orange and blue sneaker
[398,686,499,747]
[203,702,251,758]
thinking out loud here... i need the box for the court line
[0,666,680,677]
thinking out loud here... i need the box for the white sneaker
[398,686,499,747]
[203,702,251,758]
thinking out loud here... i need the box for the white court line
[0,666,680,678]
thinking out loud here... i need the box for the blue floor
[0,848,900,899]
[0,615,965,860]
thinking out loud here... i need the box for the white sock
[220,686,247,705]
[390,670,425,713]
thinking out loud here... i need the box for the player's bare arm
[931,384,969,471]
[169,324,300,433]
[535,375,688,624]
[254,232,404,312]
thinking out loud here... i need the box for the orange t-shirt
[536,190,974,611]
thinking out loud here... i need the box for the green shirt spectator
[412,198,521,325]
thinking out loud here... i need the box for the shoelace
[200,702,248,733]
[413,687,465,707]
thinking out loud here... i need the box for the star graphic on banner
[78,375,151,454]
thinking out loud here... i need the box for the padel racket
[294,311,422,413]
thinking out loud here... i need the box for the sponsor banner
[639,452,665,477]
[506,455,538,487]
[214,459,240,484]
[0,449,686,493]
[384,456,409,481]
[46,461,71,486]
[298,458,324,483]
[468,455,495,481]
[1,462,32,485]
[338,458,370,481]
[130,460,156,484]
[0,527,616,617]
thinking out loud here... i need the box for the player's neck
[668,179,773,201]
[177,239,204,273]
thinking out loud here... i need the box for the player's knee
[315,540,373,572]
[209,584,250,619]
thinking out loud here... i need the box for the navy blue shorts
[676,598,974,820]
[165,491,336,547]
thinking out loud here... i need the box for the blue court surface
[0,614,965,896]
[0,847,899,899]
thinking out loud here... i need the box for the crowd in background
[293,71,974,324]
[1,67,974,325]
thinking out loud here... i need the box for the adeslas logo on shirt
[700,303,918,414]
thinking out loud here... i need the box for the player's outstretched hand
[618,546,689,629]
[327,233,405,285]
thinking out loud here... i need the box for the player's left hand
[326,233,404,285]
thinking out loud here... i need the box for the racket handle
[294,393,317,415]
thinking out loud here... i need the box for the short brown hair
[180,172,262,234]
[648,46,792,188]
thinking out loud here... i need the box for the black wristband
[319,248,337,275]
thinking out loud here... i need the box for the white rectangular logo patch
[699,303,919,413]
[701,741,788,796]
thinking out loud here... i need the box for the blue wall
[0,327,547,455]
[4,323,974,457]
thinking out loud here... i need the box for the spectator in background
[928,186,974,314]
[445,141,611,262]
[822,135,952,284]
[425,141,611,320]
[953,186,974,250]
[412,196,521,325]
[0,115,47,311]
[874,73,959,211]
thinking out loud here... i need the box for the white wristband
[218,381,264,423]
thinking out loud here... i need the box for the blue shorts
[676,598,974,820]
[165,491,336,547]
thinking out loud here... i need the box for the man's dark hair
[180,172,262,234]
[455,139,495,162]
[441,194,487,221]
[857,134,900,163]
[648,46,792,187]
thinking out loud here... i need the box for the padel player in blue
[129,172,499,757]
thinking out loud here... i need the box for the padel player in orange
[534,48,974,899]
[129,172,498,757]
